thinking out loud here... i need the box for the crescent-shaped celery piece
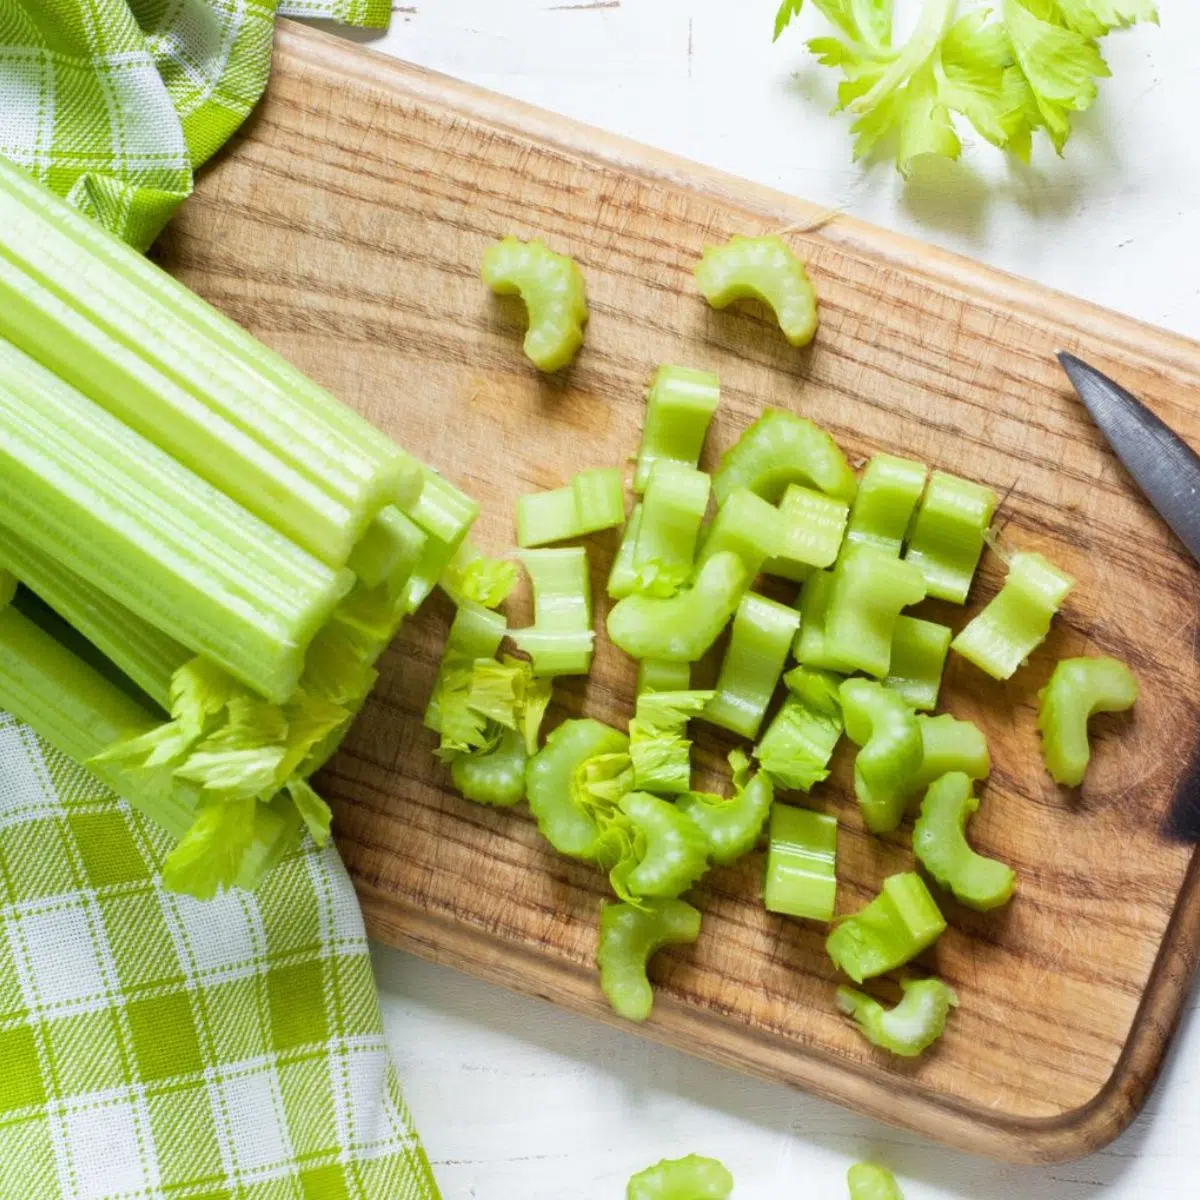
[616,791,710,899]
[450,728,527,808]
[837,977,958,1058]
[763,802,838,922]
[913,773,1015,911]
[634,462,711,597]
[516,468,625,548]
[764,483,849,581]
[694,233,819,347]
[607,551,748,663]
[905,713,990,805]
[637,658,692,695]
[481,236,589,372]
[884,615,952,711]
[846,454,928,556]
[677,749,775,867]
[952,551,1075,680]
[754,667,844,793]
[695,487,786,581]
[903,471,997,604]
[712,409,857,506]
[847,1162,905,1200]
[526,718,630,859]
[626,1154,734,1200]
[597,897,701,1022]
[510,547,595,676]
[1037,656,1139,787]
[840,679,923,834]
[634,365,721,493]
[826,872,946,983]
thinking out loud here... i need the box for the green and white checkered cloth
[0,3,440,1199]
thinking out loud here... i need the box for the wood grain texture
[156,20,1200,1165]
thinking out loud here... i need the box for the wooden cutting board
[157,20,1200,1165]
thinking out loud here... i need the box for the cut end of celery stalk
[634,364,721,493]
[764,803,838,922]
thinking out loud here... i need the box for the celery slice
[713,409,856,506]
[637,659,691,695]
[597,897,701,1022]
[634,365,721,493]
[629,689,714,796]
[451,728,528,808]
[792,569,854,672]
[826,872,946,983]
[705,593,800,739]
[903,471,997,603]
[907,713,991,803]
[634,462,711,596]
[694,234,819,347]
[424,602,507,740]
[754,667,844,793]
[764,804,838,922]
[438,539,519,610]
[840,679,923,834]
[884,615,952,711]
[952,551,1075,680]
[511,547,595,676]
[848,1162,905,1200]
[678,750,774,867]
[403,468,480,612]
[615,791,709,899]
[516,468,625,548]
[695,487,785,581]
[764,483,849,580]
[837,978,958,1058]
[608,504,644,600]
[846,454,927,556]
[1037,656,1138,787]
[626,1154,733,1200]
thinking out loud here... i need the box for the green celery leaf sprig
[774,0,1159,175]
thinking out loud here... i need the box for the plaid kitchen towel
[0,4,440,1199]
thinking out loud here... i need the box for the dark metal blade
[1058,352,1200,565]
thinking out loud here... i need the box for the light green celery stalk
[840,679,923,834]
[511,547,595,676]
[764,483,849,580]
[626,1154,733,1200]
[838,978,958,1057]
[695,488,785,581]
[677,750,774,867]
[613,791,709,899]
[634,462,711,597]
[516,468,625,548]
[629,689,715,796]
[763,803,838,922]
[754,667,844,793]
[845,453,928,556]
[634,365,721,493]
[439,540,520,610]
[848,1161,905,1200]
[597,897,701,1022]
[884,615,952,711]
[1037,655,1138,786]
[403,468,481,612]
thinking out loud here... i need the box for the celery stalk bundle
[0,159,475,899]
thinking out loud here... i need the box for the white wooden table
[334,2,1200,1194]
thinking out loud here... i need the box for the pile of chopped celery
[446,228,1140,1055]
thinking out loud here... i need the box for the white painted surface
[336,1,1200,1194]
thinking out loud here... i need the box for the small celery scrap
[634,365,721,493]
[840,679,923,834]
[765,483,849,581]
[754,666,844,793]
[837,977,958,1057]
[609,504,644,600]
[848,1161,905,1200]
[695,234,819,347]
[885,615,952,711]
[773,0,1159,175]
[903,470,997,604]
[516,468,625,548]
[634,462,711,597]
[696,487,786,581]
[678,749,775,866]
[481,236,588,372]
[424,601,507,752]
[439,539,519,609]
[626,1154,734,1200]
[1038,655,1138,787]
[846,454,927,556]
[511,546,595,676]
[629,689,715,795]
[598,897,702,1022]
[764,802,839,922]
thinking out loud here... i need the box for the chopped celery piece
[754,667,844,792]
[826,872,946,983]
[615,791,709,899]
[903,471,997,604]
[347,506,426,591]
[884,616,952,711]
[793,570,853,672]
[637,659,691,695]
[468,657,552,755]
[764,804,838,922]
[694,234,819,347]
[846,454,927,556]
[626,1154,733,1200]
[848,1162,904,1200]
[511,547,594,676]
[0,569,13,607]
[1037,656,1139,787]
[597,897,701,1022]
[481,237,588,372]
[678,750,774,867]
[608,504,643,600]
[424,601,507,742]
[713,409,856,506]
[526,719,630,859]
[764,484,849,580]
[952,551,1075,680]
[914,773,1016,911]
[516,468,625,547]
[907,713,991,803]
[634,462,710,596]
[634,365,721,493]
[439,539,519,610]
[608,552,747,663]
[403,468,480,611]
[840,680,923,834]
[838,978,958,1058]
[451,728,527,807]
[695,487,785,580]
[705,592,800,739]
[826,545,928,679]
[629,689,714,795]
[0,341,351,703]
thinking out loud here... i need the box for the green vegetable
[884,615,952,711]
[764,803,838,922]
[845,454,927,556]
[696,487,786,581]
[468,657,552,755]
[637,658,692,694]
[511,547,595,676]
[615,791,710,898]
[695,234,819,347]
[481,236,588,371]
[907,713,991,802]
[764,483,849,581]
[705,592,801,739]
[840,679,923,833]
[826,545,928,679]
[678,750,775,866]
[827,872,947,983]
[903,470,996,604]
[516,467,625,547]
[1037,655,1138,786]
[952,551,1075,679]
[754,666,844,792]
[913,772,1016,910]
[635,365,721,493]
[346,505,427,591]
[607,551,748,663]
[439,539,519,609]
[634,462,711,596]
[629,689,715,795]
[597,897,702,1022]
[424,601,507,749]
[847,1161,905,1200]
[792,569,850,672]
[451,728,528,807]
[626,1154,734,1200]
[837,977,958,1057]
[713,409,856,505]
[402,467,481,612]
